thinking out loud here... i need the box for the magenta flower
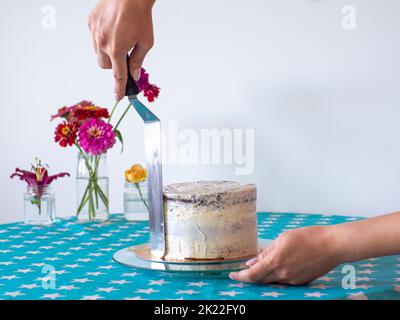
[11,160,70,197]
[137,68,150,91]
[137,68,160,102]
[78,118,116,156]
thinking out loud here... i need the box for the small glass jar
[123,181,149,221]
[24,185,55,226]
[76,152,109,222]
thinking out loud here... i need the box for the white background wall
[1,0,400,223]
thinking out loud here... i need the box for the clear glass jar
[123,181,149,221]
[76,152,109,222]
[24,185,55,226]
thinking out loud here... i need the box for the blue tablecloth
[0,212,399,300]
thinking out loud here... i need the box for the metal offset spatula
[125,66,166,260]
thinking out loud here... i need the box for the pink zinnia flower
[78,118,116,156]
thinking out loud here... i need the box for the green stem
[108,101,120,124]
[77,184,90,215]
[88,181,95,220]
[114,104,131,131]
[93,155,101,209]
[76,147,110,220]
[135,182,149,211]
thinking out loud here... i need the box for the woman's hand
[229,226,343,285]
[88,0,155,101]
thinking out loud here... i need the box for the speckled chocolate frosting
[163,181,256,207]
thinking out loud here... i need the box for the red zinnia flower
[73,106,109,122]
[137,68,160,103]
[144,84,160,102]
[54,121,78,147]
[50,100,94,122]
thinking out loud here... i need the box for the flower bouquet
[51,68,159,222]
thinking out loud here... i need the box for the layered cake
[163,181,258,260]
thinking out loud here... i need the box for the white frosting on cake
[163,181,258,260]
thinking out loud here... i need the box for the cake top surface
[163,181,256,204]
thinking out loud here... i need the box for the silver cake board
[113,238,273,278]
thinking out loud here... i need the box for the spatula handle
[125,58,140,96]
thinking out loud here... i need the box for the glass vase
[76,152,109,222]
[123,181,149,221]
[24,185,55,226]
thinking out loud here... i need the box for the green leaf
[115,130,124,153]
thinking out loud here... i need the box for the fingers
[128,42,152,81]
[88,16,112,69]
[111,54,128,101]
[230,244,277,283]
[229,257,273,283]
[92,34,112,68]
[97,51,112,69]
[245,258,257,267]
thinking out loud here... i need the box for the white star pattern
[310,284,331,290]
[176,290,199,295]
[358,269,375,274]
[110,280,130,285]
[19,284,38,289]
[97,287,118,293]
[13,256,27,260]
[86,272,105,277]
[218,290,243,297]
[1,275,18,280]
[317,276,334,282]
[149,279,169,286]
[356,284,373,290]
[348,292,368,300]
[359,263,377,268]
[76,258,92,263]
[228,283,248,288]
[42,293,65,300]
[304,292,326,298]
[356,276,373,282]
[187,281,208,287]
[64,264,82,269]
[0,213,397,300]
[16,269,34,273]
[3,291,25,297]
[81,295,103,300]
[261,292,285,298]
[31,263,45,267]
[59,285,80,291]
[98,265,115,270]
[26,250,42,255]
[136,288,159,294]
[122,272,139,277]
[72,278,93,283]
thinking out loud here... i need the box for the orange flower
[125,164,147,183]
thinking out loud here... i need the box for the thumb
[128,43,151,81]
